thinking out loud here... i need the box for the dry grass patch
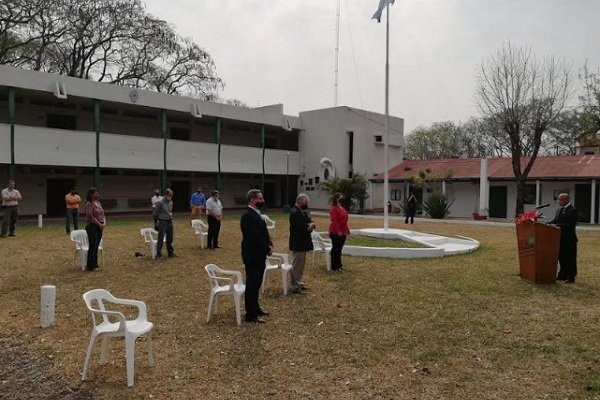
[1,213,600,399]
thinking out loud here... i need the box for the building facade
[0,66,403,215]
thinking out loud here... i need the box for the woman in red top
[328,193,350,272]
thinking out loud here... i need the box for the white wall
[99,133,163,170]
[446,182,479,217]
[0,123,10,164]
[167,140,218,172]
[14,125,96,167]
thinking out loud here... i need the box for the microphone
[535,204,550,210]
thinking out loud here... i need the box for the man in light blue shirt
[190,187,206,219]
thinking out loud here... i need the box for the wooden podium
[516,222,560,284]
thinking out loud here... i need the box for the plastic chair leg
[146,335,154,366]
[99,336,110,364]
[326,251,332,271]
[261,269,268,294]
[81,332,97,380]
[234,293,242,326]
[125,335,136,387]
[281,270,288,296]
[206,292,216,323]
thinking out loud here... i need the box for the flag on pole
[372,0,395,23]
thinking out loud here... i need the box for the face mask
[256,201,265,210]
[300,204,308,210]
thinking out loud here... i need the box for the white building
[0,65,403,215]
[373,156,600,223]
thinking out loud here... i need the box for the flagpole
[334,0,341,106]
[383,2,390,230]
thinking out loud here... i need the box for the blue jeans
[66,209,79,233]
[156,219,174,256]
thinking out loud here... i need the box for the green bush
[422,193,454,219]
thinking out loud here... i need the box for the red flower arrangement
[515,210,539,225]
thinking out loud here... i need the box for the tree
[0,0,223,99]
[578,63,600,138]
[475,43,572,216]
[319,173,369,212]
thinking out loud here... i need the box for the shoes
[331,268,343,273]
[258,310,270,316]
[565,279,575,284]
[245,316,267,323]
[300,286,308,291]
[208,247,214,250]
[292,288,305,294]
[215,246,222,249]
[8,233,15,237]
[155,254,163,260]
[168,253,178,257]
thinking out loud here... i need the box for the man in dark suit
[240,189,273,323]
[549,193,578,283]
[289,194,316,293]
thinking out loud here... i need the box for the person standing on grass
[240,189,272,323]
[65,187,81,234]
[549,193,578,283]
[405,192,417,224]
[205,190,223,249]
[84,187,105,271]
[328,192,350,272]
[289,194,315,293]
[1,179,22,238]
[154,188,177,259]
[190,187,206,220]
[150,189,162,230]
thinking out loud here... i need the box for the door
[47,179,76,216]
[574,184,591,223]
[169,181,190,214]
[489,186,507,218]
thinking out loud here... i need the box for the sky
[142,0,600,133]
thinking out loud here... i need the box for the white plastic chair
[81,289,154,387]
[262,214,276,236]
[191,219,208,249]
[205,264,245,326]
[71,229,104,271]
[311,231,332,271]
[140,228,158,259]
[261,252,292,295]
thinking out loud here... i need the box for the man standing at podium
[549,193,578,283]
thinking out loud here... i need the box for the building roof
[373,155,600,181]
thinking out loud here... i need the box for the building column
[8,87,15,179]
[591,179,597,224]
[260,124,265,191]
[160,109,167,192]
[215,118,222,191]
[535,179,541,207]
[93,100,101,187]
[479,158,489,214]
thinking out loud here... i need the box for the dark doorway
[489,186,507,218]
[574,184,591,223]
[47,178,76,216]
[169,181,190,214]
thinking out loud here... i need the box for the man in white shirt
[205,190,223,249]
[1,179,22,237]
[150,189,162,230]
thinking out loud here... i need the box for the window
[347,131,354,165]
[170,127,190,141]
[374,135,382,143]
[524,184,537,204]
[47,114,76,130]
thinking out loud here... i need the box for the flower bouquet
[515,210,539,225]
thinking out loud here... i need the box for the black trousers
[66,209,79,233]
[405,210,416,224]
[207,215,221,248]
[85,223,102,269]
[329,234,347,270]
[156,219,174,256]
[244,261,266,319]
[557,240,577,281]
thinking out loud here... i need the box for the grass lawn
[346,235,425,248]
[1,212,600,399]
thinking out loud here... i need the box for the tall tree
[578,63,600,138]
[475,43,572,216]
[0,0,223,99]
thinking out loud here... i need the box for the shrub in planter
[422,193,454,219]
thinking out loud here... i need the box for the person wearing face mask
[328,192,350,272]
[153,188,177,259]
[288,194,316,293]
[65,187,81,234]
[205,190,223,249]
[84,187,105,271]
[240,189,273,323]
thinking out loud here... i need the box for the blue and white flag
[372,0,395,23]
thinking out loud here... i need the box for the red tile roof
[373,155,600,181]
